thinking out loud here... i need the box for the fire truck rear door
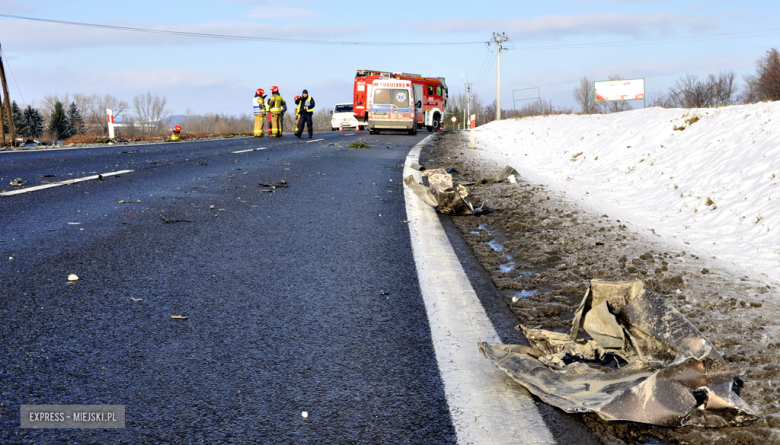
[413,84,423,114]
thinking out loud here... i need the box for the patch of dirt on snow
[423,132,780,445]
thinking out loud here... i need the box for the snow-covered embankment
[474,102,780,282]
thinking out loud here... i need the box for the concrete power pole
[0,44,14,147]
[491,32,508,121]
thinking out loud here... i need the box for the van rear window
[373,88,410,108]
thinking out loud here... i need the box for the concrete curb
[403,136,555,445]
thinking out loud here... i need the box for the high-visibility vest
[268,94,285,114]
[170,133,180,141]
[253,96,265,115]
[296,97,314,114]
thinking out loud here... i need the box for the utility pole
[491,32,508,121]
[0,43,15,147]
[466,81,472,126]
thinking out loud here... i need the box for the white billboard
[594,78,645,102]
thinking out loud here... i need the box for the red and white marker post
[469,114,476,149]
[106,109,115,140]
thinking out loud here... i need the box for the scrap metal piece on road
[480,279,760,428]
[10,178,23,187]
[404,168,476,216]
[492,166,520,183]
[171,315,188,320]
[117,200,141,204]
[161,217,191,224]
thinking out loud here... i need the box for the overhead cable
[0,14,485,47]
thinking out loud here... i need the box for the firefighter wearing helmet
[293,95,301,133]
[170,125,181,142]
[294,89,315,138]
[267,86,286,137]
[253,88,267,137]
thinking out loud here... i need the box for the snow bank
[473,102,780,282]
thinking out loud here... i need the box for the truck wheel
[432,117,440,132]
[408,129,417,135]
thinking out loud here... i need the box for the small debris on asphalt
[171,315,188,320]
[161,217,191,224]
[67,274,79,281]
[130,298,142,302]
[117,200,141,204]
[301,411,309,419]
[10,178,23,187]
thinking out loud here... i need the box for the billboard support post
[512,87,542,117]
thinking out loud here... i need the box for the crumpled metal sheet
[480,279,760,427]
[493,165,520,183]
[404,168,475,216]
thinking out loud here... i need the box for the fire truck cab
[354,70,447,132]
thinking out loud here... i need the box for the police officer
[294,89,315,138]
[267,86,286,137]
[253,88,266,137]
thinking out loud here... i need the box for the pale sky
[1,0,778,116]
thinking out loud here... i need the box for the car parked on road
[331,103,360,130]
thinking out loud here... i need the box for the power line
[0,14,485,47]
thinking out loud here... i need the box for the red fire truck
[353,70,447,132]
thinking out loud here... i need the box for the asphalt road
[0,131,457,444]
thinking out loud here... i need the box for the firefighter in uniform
[293,96,301,133]
[294,89,315,138]
[267,86,286,137]
[170,125,181,141]
[253,88,266,137]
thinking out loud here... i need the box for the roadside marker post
[469,114,475,149]
[106,109,115,140]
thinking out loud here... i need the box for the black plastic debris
[161,217,191,224]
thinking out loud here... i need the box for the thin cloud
[246,6,318,19]
[411,12,722,40]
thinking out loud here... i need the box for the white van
[367,79,417,135]
[330,103,360,130]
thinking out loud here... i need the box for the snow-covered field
[473,101,780,283]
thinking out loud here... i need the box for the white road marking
[231,147,267,153]
[403,137,555,445]
[306,139,324,143]
[1,170,134,197]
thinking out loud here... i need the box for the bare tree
[744,48,780,103]
[711,71,739,106]
[133,91,172,135]
[647,90,670,107]
[667,73,714,108]
[573,76,599,114]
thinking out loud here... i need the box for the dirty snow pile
[473,101,780,283]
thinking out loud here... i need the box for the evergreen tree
[1,97,8,135]
[48,101,71,140]
[67,102,83,136]
[12,101,26,138]
[21,105,44,138]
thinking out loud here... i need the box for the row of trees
[573,48,780,113]
[2,98,83,139]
